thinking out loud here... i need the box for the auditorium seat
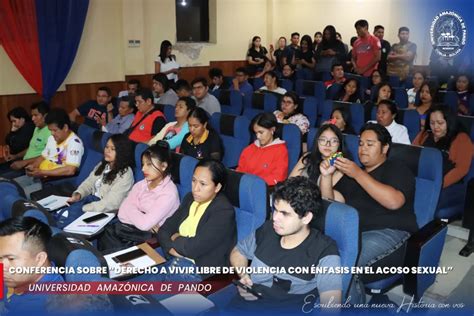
[163,104,176,121]
[276,123,301,172]
[326,83,343,100]
[295,80,325,114]
[215,90,244,116]
[299,96,318,128]
[278,79,293,92]
[393,87,409,109]
[242,92,279,121]
[169,152,198,200]
[210,113,251,168]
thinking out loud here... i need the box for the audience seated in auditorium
[229,177,342,311]
[231,67,254,97]
[4,102,51,178]
[0,106,35,171]
[247,36,270,77]
[191,77,221,116]
[153,73,179,106]
[175,79,192,98]
[324,63,346,88]
[413,105,473,188]
[274,92,310,136]
[407,71,425,107]
[320,123,417,269]
[0,217,64,313]
[410,81,436,129]
[154,40,179,83]
[334,78,361,103]
[352,20,381,77]
[259,71,287,95]
[329,107,356,134]
[295,35,316,70]
[148,97,196,151]
[55,134,135,228]
[290,123,349,185]
[99,95,135,134]
[454,74,471,115]
[157,159,236,281]
[128,88,166,144]
[180,107,223,161]
[374,25,391,75]
[69,86,113,130]
[237,113,288,186]
[369,99,410,144]
[387,27,417,81]
[14,109,84,198]
[270,36,288,72]
[118,78,140,98]
[98,142,179,253]
[209,68,229,92]
[286,32,300,67]
[315,25,346,77]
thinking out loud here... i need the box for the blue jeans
[358,228,411,267]
[55,195,101,229]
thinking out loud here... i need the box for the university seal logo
[430,11,467,58]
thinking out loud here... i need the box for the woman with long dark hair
[413,104,473,188]
[315,25,347,76]
[155,40,180,82]
[98,141,180,252]
[295,35,316,69]
[56,134,135,228]
[334,78,361,103]
[247,36,269,76]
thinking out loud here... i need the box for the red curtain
[0,0,43,94]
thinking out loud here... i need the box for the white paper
[37,195,70,211]
[104,246,156,279]
[63,211,115,236]
[159,293,215,315]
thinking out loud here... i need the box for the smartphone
[82,213,108,223]
[232,279,263,299]
[112,248,146,263]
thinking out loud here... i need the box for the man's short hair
[208,67,223,79]
[0,217,52,253]
[355,19,369,29]
[45,108,70,129]
[331,63,344,71]
[178,96,197,111]
[360,123,392,153]
[191,77,208,88]
[152,73,170,91]
[175,79,191,92]
[374,25,384,32]
[398,26,410,33]
[273,176,322,219]
[127,79,140,87]
[291,32,300,38]
[119,95,135,109]
[235,67,249,76]
[31,101,50,116]
[97,86,112,97]
[135,88,154,102]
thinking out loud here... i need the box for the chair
[169,152,198,200]
[276,123,301,172]
[0,180,26,220]
[279,79,293,92]
[397,109,420,142]
[393,87,409,109]
[217,90,243,116]
[364,144,446,300]
[388,75,401,88]
[326,83,343,100]
[443,91,459,113]
[133,143,149,182]
[295,80,325,113]
[299,96,318,128]
[210,113,251,168]
[242,92,279,121]
[163,104,176,121]
[252,77,264,90]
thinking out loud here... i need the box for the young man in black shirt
[320,123,417,268]
[230,176,342,312]
[374,25,391,75]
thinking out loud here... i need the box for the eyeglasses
[318,138,340,146]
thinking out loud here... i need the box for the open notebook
[37,195,70,211]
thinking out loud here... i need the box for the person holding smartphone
[229,177,342,312]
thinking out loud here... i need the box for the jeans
[358,228,411,267]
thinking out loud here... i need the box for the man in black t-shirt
[320,123,417,268]
[229,177,342,312]
[374,25,391,75]
[69,86,113,129]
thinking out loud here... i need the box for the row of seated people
[0,119,447,312]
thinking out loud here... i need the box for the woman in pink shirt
[98,141,180,253]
